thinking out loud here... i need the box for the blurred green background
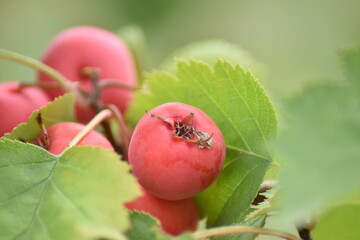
[0,0,359,97]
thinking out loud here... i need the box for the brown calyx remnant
[145,110,213,149]
[36,113,50,149]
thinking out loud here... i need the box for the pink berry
[38,26,136,122]
[128,102,226,200]
[125,188,199,236]
[36,122,113,155]
[0,82,50,137]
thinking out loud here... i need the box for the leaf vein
[0,177,49,205]
[226,67,271,158]
[19,157,59,238]
[38,215,51,240]
[50,180,91,220]
[0,159,55,169]
[226,145,270,162]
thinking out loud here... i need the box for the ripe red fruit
[125,188,199,236]
[37,122,113,155]
[38,26,136,122]
[128,102,226,200]
[0,82,50,137]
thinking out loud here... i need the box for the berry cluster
[0,26,226,236]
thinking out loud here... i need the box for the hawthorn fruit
[125,188,199,236]
[37,26,137,122]
[128,102,226,200]
[0,82,50,137]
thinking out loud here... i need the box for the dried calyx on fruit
[145,110,213,149]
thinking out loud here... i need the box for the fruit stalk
[193,226,302,240]
[98,80,139,91]
[0,49,73,92]
[107,104,132,159]
[66,109,113,150]
[19,82,61,90]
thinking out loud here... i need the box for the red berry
[128,102,226,200]
[125,188,199,236]
[37,122,113,155]
[38,26,136,122]
[0,82,50,137]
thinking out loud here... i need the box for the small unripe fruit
[125,188,199,236]
[128,102,226,200]
[37,122,113,155]
[38,26,136,122]
[0,82,50,137]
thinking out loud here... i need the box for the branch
[107,104,132,160]
[99,79,139,91]
[0,49,87,107]
[0,49,73,92]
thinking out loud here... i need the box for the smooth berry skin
[125,188,199,236]
[128,102,226,200]
[0,82,50,137]
[37,122,113,155]
[38,26,136,122]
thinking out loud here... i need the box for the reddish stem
[107,105,132,160]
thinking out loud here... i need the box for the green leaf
[0,139,139,239]
[340,46,360,90]
[275,46,360,224]
[196,150,269,226]
[127,60,276,227]
[126,211,161,240]
[160,40,264,77]
[125,211,193,240]
[4,93,75,142]
[276,83,360,222]
[313,196,360,240]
